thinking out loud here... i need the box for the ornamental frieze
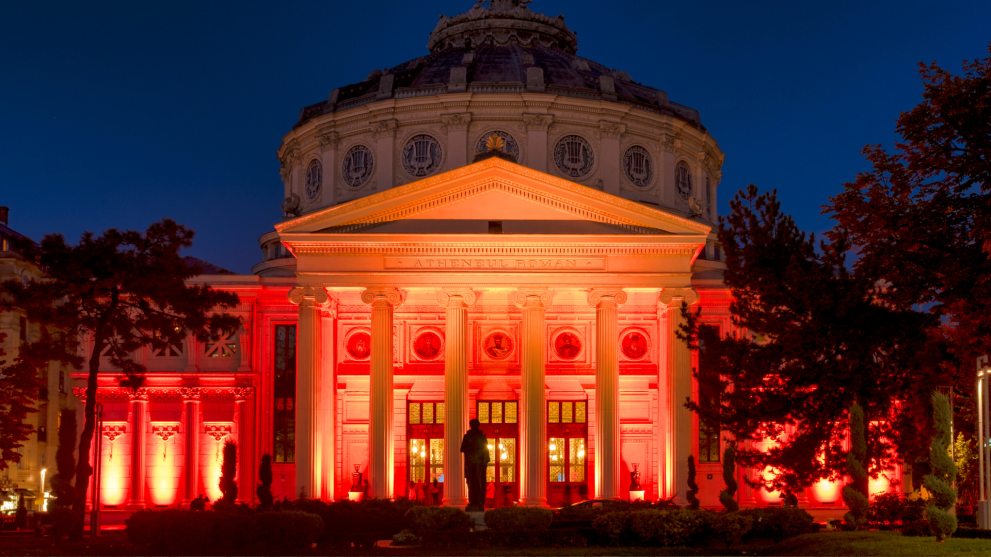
[73,386,253,401]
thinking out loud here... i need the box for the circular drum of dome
[475,131,520,160]
[342,145,374,188]
[554,135,595,178]
[623,146,654,188]
[402,134,443,177]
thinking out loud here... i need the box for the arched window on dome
[304,160,322,201]
[675,161,692,201]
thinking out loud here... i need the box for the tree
[218,440,238,506]
[0,332,45,469]
[825,45,991,442]
[0,220,240,538]
[257,454,274,508]
[925,391,957,541]
[842,403,869,530]
[686,455,700,510]
[953,432,978,509]
[719,446,739,512]
[51,408,77,509]
[681,185,937,491]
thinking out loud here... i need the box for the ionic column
[362,287,403,499]
[289,286,329,499]
[181,388,201,505]
[438,288,476,508]
[588,288,628,500]
[128,393,148,509]
[515,288,553,507]
[660,288,700,505]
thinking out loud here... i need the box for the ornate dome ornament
[475,131,520,162]
[304,160,322,201]
[429,0,577,54]
[623,146,654,188]
[402,134,443,177]
[342,145,374,188]
[554,135,594,178]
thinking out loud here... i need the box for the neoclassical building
[74,0,900,517]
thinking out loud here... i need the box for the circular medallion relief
[304,160,322,201]
[482,331,514,361]
[413,330,443,361]
[554,330,582,360]
[402,134,443,177]
[554,135,595,178]
[675,161,693,200]
[624,146,654,188]
[475,131,520,160]
[342,145,374,188]
[620,330,650,361]
[346,331,371,360]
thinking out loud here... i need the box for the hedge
[125,509,322,553]
[485,507,553,531]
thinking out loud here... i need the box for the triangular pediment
[276,158,710,237]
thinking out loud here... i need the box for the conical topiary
[218,440,238,506]
[719,445,739,512]
[842,403,869,529]
[257,453,274,508]
[687,455,700,509]
[924,391,957,541]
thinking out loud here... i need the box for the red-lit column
[438,288,475,508]
[127,392,148,509]
[660,288,699,505]
[362,287,402,499]
[289,286,329,499]
[588,288,627,500]
[182,388,201,505]
[515,288,552,507]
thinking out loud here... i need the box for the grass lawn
[3,530,991,556]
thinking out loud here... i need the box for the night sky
[2,1,988,273]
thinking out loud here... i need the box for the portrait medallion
[621,330,649,360]
[413,330,442,361]
[482,331,514,361]
[347,331,371,360]
[554,331,582,360]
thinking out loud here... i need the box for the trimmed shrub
[843,402,869,530]
[485,506,553,531]
[49,507,78,542]
[739,507,815,542]
[719,446,740,512]
[392,528,419,546]
[405,505,474,533]
[925,390,958,541]
[420,527,591,549]
[687,456,701,510]
[256,454,274,508]
[592,509,717,547]
[282,497,414,541]
[713,512,754,547]
[254,511,323,550]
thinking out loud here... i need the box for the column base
[518,496,548,508]
[443,496,469,509]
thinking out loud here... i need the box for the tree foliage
[0,219,240,538]
[686,455,700,510]
[842,403,869,530]
[51,408,77,509]
[924,391,957,541]
[682,185,935,490]
[0,332,45,469]
[825,45,991,450]
[719,445,739,512]
[219,440,238,506]
[257,453,274,508]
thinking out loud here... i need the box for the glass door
[407,401,444,503]
[547,400,588,506]
[477,401,519,507]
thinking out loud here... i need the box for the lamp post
[978,356,990,530]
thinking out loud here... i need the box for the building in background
[69,0,901,520]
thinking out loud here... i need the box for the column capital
[514,288,553,308]
[659,287,699,307]
[587,288,628,308]
[523,113,553,132]
[361,287,404,308]
[437,288,476,308]
[288,286,330,307]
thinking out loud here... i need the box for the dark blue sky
[2,1,988,273]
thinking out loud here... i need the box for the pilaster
[372,119,398,190]
[127,392,148,509]
[598,121,625,196]
[523,114,552,173]
[441,114,472,170]
[319,132,339,206]
[181,388,201,504]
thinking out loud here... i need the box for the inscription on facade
[385,257,605,271]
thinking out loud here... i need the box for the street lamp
[977,355,990,530]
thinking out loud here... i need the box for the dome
[294,1,701,130]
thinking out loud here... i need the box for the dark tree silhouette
[0,332,45,468]
[51,408,77,508]
[218,440,238,506]
[686,455,700,510]
[842,403,868,530]
[0,219,240,538]
[257,453,274,508]
[925,391,957,541]
[719,446,739,512]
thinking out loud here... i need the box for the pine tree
[719,446,739,512]
[218,440,238,506]
[687,455,700,510]
[51,409,77,509]
[842,403,869,530]
[256,453,274,508]
[0,333,45,469]
[924,391,957,541]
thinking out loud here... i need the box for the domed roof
[294,0,702,130]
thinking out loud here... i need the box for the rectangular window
[698,324,720,463]
[409,403,421,425]
[429,439,444,481]
[548,401,585,424]
[549,437,565,482]
[273,324,296,463]
[569,438,586,482]
[548,402,559,424]
[498,438,515,482]
[562,402,573,424]
[410,439,426,482]
[504,402,517,424]
[478,402,490,424]
[436,403,445,424]
[575,401,586,423]
[423,402,434,425]
[58,371,65,394]
[492,402,503,424]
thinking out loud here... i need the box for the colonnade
[290,285,698,506]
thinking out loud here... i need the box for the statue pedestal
[467,511,487,531]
